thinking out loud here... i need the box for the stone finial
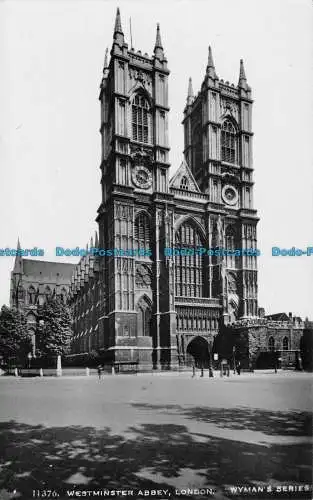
[187,77,194,105]
[238,59,247,89]
[206,45,217,79]
[114,7,123,35]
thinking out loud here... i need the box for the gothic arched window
[180,176,189,190]
[192,124,202,171]
[137,297,152,337]
[135,212,151,251]
[283,336,289,351]
[221,120,237,164]
[225,225,237,268]
[175,221,205,298]
[268,336,275,352]
[132,94,150,144]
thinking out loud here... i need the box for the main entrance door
[186,336,210,368]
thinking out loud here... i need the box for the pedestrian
[97,364,102,380]
[192,361,196,378]
[236,361,241,375]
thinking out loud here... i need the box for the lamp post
[27,352,32,369]
[208,341,214,378]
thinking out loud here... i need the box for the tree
[36,297,73,357]
[300,327,313,371]
[0,305,32,364]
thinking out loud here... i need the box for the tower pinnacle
[238,59,247,88]
[187,77,194,105]
[104,47,108,69]
[206,46,217,79]
[113,7,124,45]
[114,7,123,35]
[154,23,164,59]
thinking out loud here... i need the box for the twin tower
[71,8,259,368]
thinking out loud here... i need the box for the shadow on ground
[131,403,312,436]
[0,407,312,500]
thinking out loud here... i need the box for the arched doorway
[186,336,209,368]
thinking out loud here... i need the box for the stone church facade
[70,9,259,368]
[9,9,306,369]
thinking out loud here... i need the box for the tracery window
[283,336,289,351]
[175,222,205,298]
[180,176,189,190]
[135,212,150,251]
[132,94,149,143]
[221,120,237,164]
[268,336,275,352]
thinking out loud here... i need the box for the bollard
[14,368,18,377]
[56,354,62,377]
[86,367,90,377]
[39,368,43,377]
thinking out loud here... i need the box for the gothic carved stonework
[129,68,152,87]
[130,144,153,167]
[114,203,133,220]
[227,272,238,293]
[135,264,152,288]
[220,98,239,121]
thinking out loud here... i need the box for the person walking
[236,360,241,375]
[97,364,102,380]
[192,361,196,378]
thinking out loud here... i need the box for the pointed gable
[169,159,201,193]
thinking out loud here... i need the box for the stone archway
[186,336,209,368]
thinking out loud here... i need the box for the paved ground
[0,371,312,500]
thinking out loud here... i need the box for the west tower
[96,9,176,368]
[182,48,259,321]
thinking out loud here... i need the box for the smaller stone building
[229,312,304,369]
[10,240,75,354]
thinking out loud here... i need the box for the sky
[0,0,312,318]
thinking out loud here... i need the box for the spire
[154,23,164,59]
[206,45,217,79]
[114,7,123,35]
[104,47,108,69]
[155,23,163,49]
[186,77,194,106]
[208,46,214,68]
[238,58,247,88]
[113,7,124,45]
[13,237,23,274]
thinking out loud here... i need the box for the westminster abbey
[72,7,258,368]
[10,9,306,369]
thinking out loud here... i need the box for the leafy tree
[300,327,313,371]
[36,297,73,357]
[0,305,32,363]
